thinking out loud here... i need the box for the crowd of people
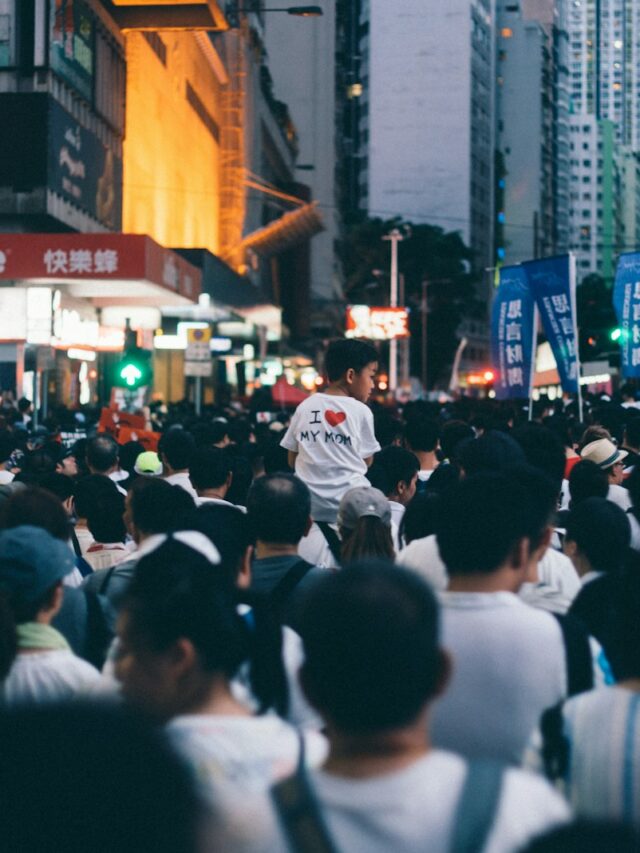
[1,340,640,851]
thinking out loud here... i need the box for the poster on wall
[50,0,94,103]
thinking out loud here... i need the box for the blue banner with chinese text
[522,255,579,394]
[491,266,536,400]
[613,252,640,378]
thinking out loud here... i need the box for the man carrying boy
[281,340,381,524]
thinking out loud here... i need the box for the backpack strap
[553,613,594,696]
[449,761,504,853]
[270,560,315,614]
[70,527,83,559]
[97,564,118,597]
[271,734,339,853]
[316,522,342,566]
[540,702,569,782]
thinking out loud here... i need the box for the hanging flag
[523,255,580,394]
[491,266,536,400]
[613,252,640,378]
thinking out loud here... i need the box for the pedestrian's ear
[302,516,313,537]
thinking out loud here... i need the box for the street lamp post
[382,228,406,394]
[225,3,323,25]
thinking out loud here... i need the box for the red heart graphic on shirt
[325,410,346,427]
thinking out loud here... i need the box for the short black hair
[324,339,378,382]
[73,475,121,520]
[0,486,71,543]
[299,561,441,732]
[86,435,119,473]
[512,423,567,491]
[440,420,474,462]
[247,473,310,545]
[118,441,146,475]
[87,491,126,544]
[568,459,609,506]
[0,703,202,853]
[436,468,555,575]
[188,447,232,491]
[405,417,440,453]
[191,504,251,585]
[158,428,195,471]
[366,446,419,497]
[399,492,441,545]
[458,430,526,476]
[129,478,196,535]
[565,497,630,574]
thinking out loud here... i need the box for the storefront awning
[0,233,201,307]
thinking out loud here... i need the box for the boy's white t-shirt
[280,393,380,522]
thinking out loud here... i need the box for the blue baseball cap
[0,526,76,603]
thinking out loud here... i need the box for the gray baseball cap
[337,486,391,529]
[0,525,76,603]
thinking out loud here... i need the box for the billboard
[345,306,410,340]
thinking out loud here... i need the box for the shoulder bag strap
[270,560,315,612]
[271,733,339,853]
[316,523,342,566]
[449,761,504,853]
[553,613,594,696]
[540,702,569,782]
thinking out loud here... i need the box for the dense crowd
[2,340,640,851]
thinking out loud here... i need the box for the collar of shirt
[439,590,523,609]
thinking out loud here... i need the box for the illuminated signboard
[345,306,410,341]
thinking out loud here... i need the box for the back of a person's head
[39,472,74,503]
[578,424,611,452]
[524,820,640,853]
[19,448,56,482]
[404,417,439,454]
[341,515,395,564]
[73,474,121,520]
[625,416,640,448]
[324,338,378,382]
[86,435,119,473]
[188,446,231,491]
[512,423,566,492]
[0,702,201,853]
[565,497,630,574]
[159,428,195,471]
[247,473,310,545]
[568,459,609,506]
[191,503,251,585]
[366,446,419,497]
[87,490,126,544]
[373,413,404,448]
[129,478,196,535]
[400,492,441,545]
[0,486,70,542]
[440,420,474,462]
[299,561,442,732]
[436,468,553,575]
[118,440,146,475]
[458,430,526,476]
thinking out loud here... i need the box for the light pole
[225,3,323,26]
[382,228,406,393]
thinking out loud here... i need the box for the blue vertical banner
[522,255,580,395]
[613,252,640,378]
[491,266,536,400]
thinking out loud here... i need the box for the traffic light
[113,347,152,390]
[610,327,622,342]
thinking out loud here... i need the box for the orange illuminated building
[122,31,224,255]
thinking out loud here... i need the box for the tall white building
[357,0,496,273]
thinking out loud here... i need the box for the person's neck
[175,676,251,719]
[254,541,298,559]
[414,450,438,471]
[199,488,228,501]
[447,569,521,594]
[323,714,431,779]
[166,465,187,477]
[325,380,352,398]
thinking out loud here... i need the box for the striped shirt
[525,686,640,824]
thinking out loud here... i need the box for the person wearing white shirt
[86,435,128,496]
[188,445,246,509]
[159,427,198,499]
[579,437,631,511]
[240,562,570,853]
[404,415,441,485]
[366,446,419,552]
[432,469,607,765]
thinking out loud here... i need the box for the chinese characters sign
[345,306,410,341]
[491,266,536,400]
[522,256,579,394]
[613,253,640,377]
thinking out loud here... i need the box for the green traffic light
[120,363,143,387]
[610,328,622,342]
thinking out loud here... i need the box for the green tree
[340,217,484,386]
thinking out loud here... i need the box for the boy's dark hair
[405,417,440,453]
[457,430,526,476]
[324,339,378,383]
[436,468,555,575]
[568,460,609,506]
[87,491,126,544]
[247,473,310,545]
[512,423,567,492]
[158,428,195,471]
[191,504,251,586]
[129,478,196,535]
[366,446,419,497]
[86,435,119,473]
[188,447,232,491]
[440,420,474,462]
[299,561,441,732]
[73,475,121,520]
[565,497,630,575]
[0,486,71,543]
